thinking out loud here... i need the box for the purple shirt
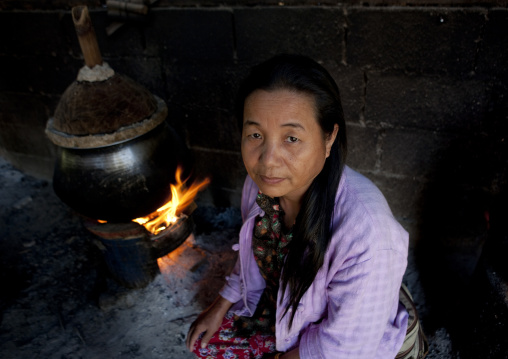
[220,166,409,358]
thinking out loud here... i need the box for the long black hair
[236,54,347,328]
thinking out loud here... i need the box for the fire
[132,167,209,235]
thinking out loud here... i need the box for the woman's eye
[250,133,262,139]
[286,136,299,143]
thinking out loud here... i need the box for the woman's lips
[259,175,285,184]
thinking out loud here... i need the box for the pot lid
[46,94,167,149]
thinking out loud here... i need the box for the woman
[186,54,417,358]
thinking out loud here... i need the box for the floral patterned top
[233,192,293,336]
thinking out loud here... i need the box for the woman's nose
[259,141,280,167]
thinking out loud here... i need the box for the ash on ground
[0,156,458,359]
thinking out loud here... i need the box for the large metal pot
[53,121,190,222]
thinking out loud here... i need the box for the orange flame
[132,167,209,235]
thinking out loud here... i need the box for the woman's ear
[325,124,339,158]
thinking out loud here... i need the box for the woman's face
[241,89,338,203]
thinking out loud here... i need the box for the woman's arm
[186,295,233,351]
[298,250,406,358]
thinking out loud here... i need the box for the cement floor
[0,156,461,359]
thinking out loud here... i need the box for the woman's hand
[264,348,300,359]
[186,295,233,351]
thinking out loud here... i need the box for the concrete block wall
[0,4,506,243]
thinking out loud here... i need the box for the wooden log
[72,6,102,68]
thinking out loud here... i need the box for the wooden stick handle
[107,0,148,15]
[72,6,103,68]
